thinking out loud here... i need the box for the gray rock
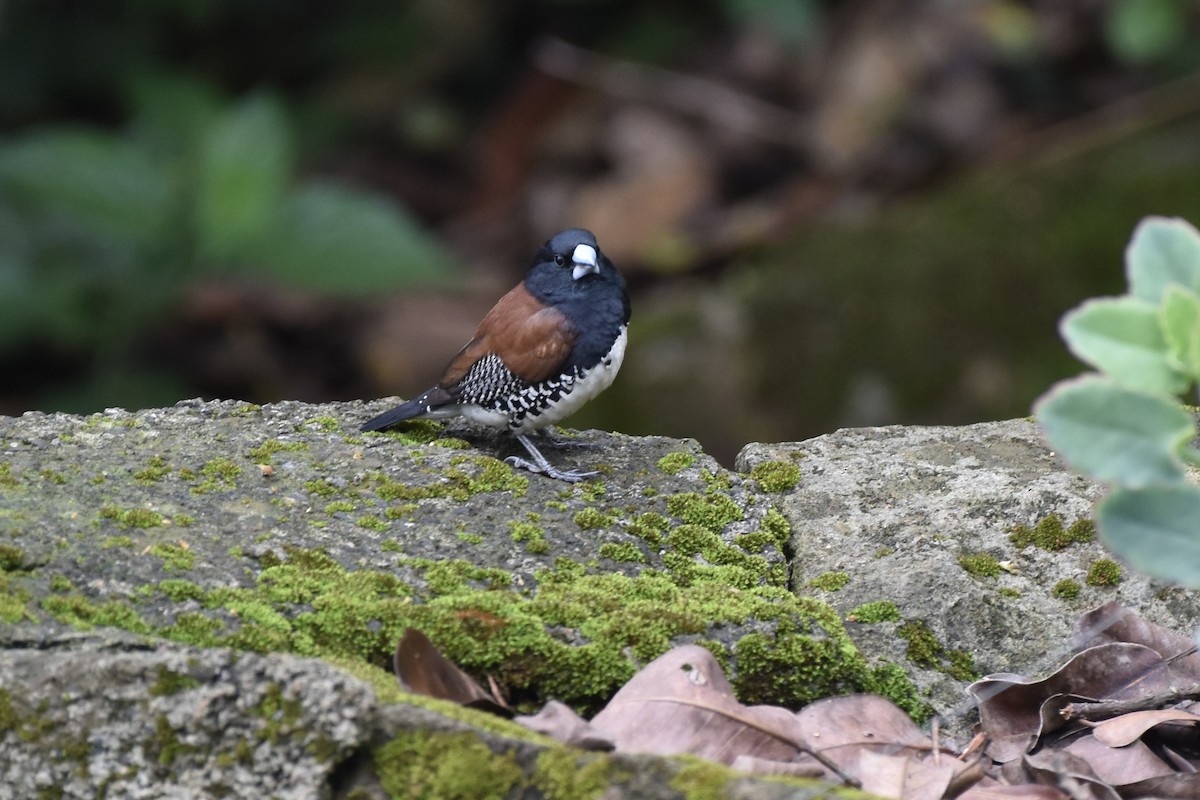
[738,419,1200,739]
[2,401,1195,794]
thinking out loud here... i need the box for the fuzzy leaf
[1098,485,1200,587]
[1125,216,1200,304]
[194,93,292,258]
[1034,375,1193,486]
[1060,296,1187,395]
[1159,285,1200,380]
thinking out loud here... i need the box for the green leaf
[194,93,292,259]
[1098,485,1200,586]
[248,181,450,295]
[1034,375,1193,486]
[1060,296,1188,395]
[1160,285,1200,380]
[1125,216,1200,304]
[1104,0,1187,64]
[0,128,173,246]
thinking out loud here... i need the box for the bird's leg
[535,426,601,450]
[506,433,599,483]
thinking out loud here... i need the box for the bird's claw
[504,456,598,483]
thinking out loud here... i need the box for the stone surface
[2,400,1197,796]
[738,419,1200,731]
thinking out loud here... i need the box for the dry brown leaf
[728,755,824,778]
[956,785,1069,799]
[588,644,808,765]
[1091,709,1200,748]
[1023,749,1121,800]
[1074,604,1200,682]
[1062,734,1174,785]
[393,628,511,716]
[853,749,961,800]
[1115,773,1200,798]
[969,644,1170,762]
[513,700,615,751]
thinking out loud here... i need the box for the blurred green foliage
[0,73,448,344]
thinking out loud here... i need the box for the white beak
[571,244,599,280]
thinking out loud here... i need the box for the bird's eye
[553,254,566,266]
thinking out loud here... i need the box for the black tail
[362,395,434,429]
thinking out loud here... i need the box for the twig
[1061,683,1200,722]
[533,37,810,149]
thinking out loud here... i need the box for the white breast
[511,325,628,434]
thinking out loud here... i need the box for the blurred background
[2,0,1199,465]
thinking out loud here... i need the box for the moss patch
[958,552,1002,578]
[1009,514,1095,551]
[808,571,849,592]
[657,451,695,475]
[897,620,977,682]
[1086,558,1123,587]
[1052,579,1081,600]
[748,460,801,493]
[374,730,523,800]
[847,600,900,623]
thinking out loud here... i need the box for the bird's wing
[441,283,577,388]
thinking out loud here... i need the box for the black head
[523,229,631,369]
[525,229,627,308]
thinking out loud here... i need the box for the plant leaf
[1060,296,1187,395]
[1125,216,1200,304]
[1097,485,1200,587]
[1034,375,1194,486]
[0,127,173,246]
[1159,285,1200,380]
[250,181,450,294]
[194,93,292,259]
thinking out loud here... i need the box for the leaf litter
[392,601,1200,798]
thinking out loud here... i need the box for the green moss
[305,415,341,432]
[0,688,17,734]
[809,571,849,592]
[897,620,977,681]
[303,479,341,499]
[863,664,934,723]
[356,515,388,532]
[998,587,1021,598]
[597,542,647,564]
[42,595,151,634]
[1052,579,1082,600]
[49,575,73,592]
[148,713,193,766]
[0,544,24,571]
[38,469,66,485]
[372,457,527,502]
[190,457,243,495]
[133,455,171,483]
[374,730,523,800]
[1086,558,1123,587]
[102,535,135,548]
[657,451,696,475]
[456,531,485,545]
[670,757,734,800]
[369,418,447,445]
[324,500,355,514]
[247,438,310,464]
[958,552,1002,578]
[848,600,900,623]
[530,748,615,800]
[0,575,33,623]
[1010,514,1096,551]
[627,512,669,546]
[665,492,743,532]
[149,664,201,697]
[758,507,791,549]
[175,514,195,527]
[99,505,164,529]
[0,462,19,489]
[573,508,615,530]
[749,460,801,493]
[150,543,195,572]
[509,521,549,554]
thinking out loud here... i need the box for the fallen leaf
[588,644,809,765]
[1091,709,1200,748]
[514,700,614,751]
[1062,733,1173,785]
[969,644,1170,761]
[393,628,511,716]
[1074,603,1200,682]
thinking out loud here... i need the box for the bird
[361,228,630,482]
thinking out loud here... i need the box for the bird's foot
[510,433,600,482]
[535,427,601,450]
[504,456,598,483]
